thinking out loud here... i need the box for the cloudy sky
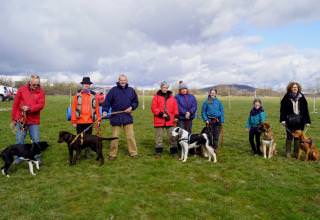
[1,0,320,89]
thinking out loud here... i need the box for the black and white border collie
[1,141,49,177]
[172,127,217,163]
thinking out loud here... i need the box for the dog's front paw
[31,173,36,176]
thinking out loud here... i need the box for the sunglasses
[31,84,40,87]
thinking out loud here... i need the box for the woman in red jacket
[151,81,179,158]
[11,75,45,163]
[12,75,45,144]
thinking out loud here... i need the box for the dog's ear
[264,122,270,129]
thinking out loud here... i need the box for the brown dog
[292,130,319,161]
[258,122,277,159]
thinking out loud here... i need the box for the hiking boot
[130,154,139,159]
[108,156,116,161]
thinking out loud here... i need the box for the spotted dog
[171,127,217,163]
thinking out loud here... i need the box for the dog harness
[178,134,191,144]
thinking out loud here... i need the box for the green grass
[1,96,320,219]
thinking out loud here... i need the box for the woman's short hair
[30,74,40,83]
[209,88,218,94]
[253,98,262,105]
[286,82,302,93]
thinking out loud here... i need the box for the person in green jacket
[246,98,266,155]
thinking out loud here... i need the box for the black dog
[58,131,118,166]
[1,141,49,177]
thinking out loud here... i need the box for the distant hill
[201,84,256,93]
[197,84,280,96]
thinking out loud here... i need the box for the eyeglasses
[31,84,40,87]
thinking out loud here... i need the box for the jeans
[178,120,193,133]
[16,123,40,144]
[15,123,41,163]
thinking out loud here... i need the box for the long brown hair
[286,82,302,93]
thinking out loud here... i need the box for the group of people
[246,82,311,158]
[11,74,312,163]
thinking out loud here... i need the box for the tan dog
[292,130,319,161]
[259,122,277,159]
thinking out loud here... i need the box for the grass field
[1,95,320,220]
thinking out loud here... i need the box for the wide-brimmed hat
[80,77,93,85]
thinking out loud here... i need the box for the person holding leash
[71,77,101,135]
[11,74,45,162]
[151,81,179,158]
[201,88,224,150]
[280,82,311,158]
[175,81,197,133]
[246,98,266,155]
[102,74,139,160]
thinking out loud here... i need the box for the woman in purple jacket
[175,81,197,133]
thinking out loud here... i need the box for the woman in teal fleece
[201,88,224,150]
[246,98,266,155]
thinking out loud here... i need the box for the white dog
[171,127,217,163]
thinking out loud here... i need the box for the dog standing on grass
[171,127,217,163]
[258,122,277,159]
[292,130,319,161]
[1,141,49,177]
[58,131,118,166]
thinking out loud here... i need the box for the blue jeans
[15,123,41,163]
[16,123,40,144]
[178,120,193,133]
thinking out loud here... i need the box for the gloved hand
[281,121,286,126]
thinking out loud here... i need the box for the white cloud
[0,0,320,89]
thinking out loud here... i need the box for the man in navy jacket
[103,74,139,159]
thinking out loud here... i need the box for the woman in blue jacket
[175,81,197,133]
[201,88,224,150]
[246,98,266,155]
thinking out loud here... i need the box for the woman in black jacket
[280,82,311,158]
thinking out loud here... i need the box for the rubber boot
[155,146,163,159]
[169,146,178,158]
[286,140,292,158]
[293,139,299,159]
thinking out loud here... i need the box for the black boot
[286,140,292,158]
[155,146,163,159]
[169,146,178,155]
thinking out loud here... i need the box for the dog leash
[70,120,99,146]
[304,126,310,135]
[70,110,127,144]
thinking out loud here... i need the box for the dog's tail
[99,137,118,141]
